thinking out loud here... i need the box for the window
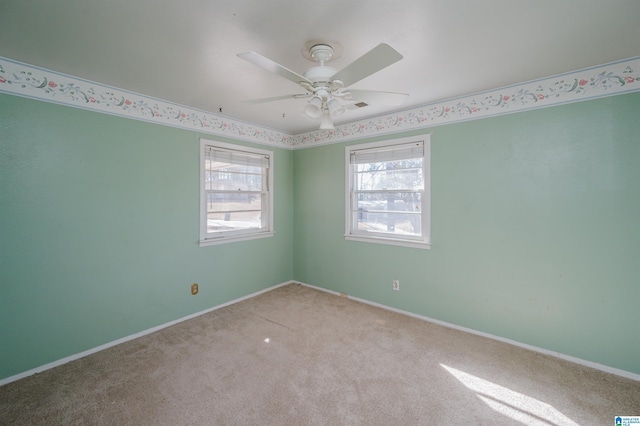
[345,134,430,249]
[200,139,273,246]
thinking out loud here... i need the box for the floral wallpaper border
[0,57,294,148]
[292,56,640,148]
[1,55,639,149]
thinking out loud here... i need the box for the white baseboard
[0,280,294,387]
[296,281,640,382]
[4,279,638,386]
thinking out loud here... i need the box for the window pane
[207,212,262,232]
[205,166,264,192]
[355,211,421,236]
[207,192,262,213]
[345,135,430,247]
[201,140,273,244]
[355,192,422,213]
[356,159,423,191]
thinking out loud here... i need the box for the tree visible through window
[345,135,430,248]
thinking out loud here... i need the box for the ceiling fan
[237,40,408,130]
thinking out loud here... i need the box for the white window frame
[344,134,431,249]
[199,138,274,247]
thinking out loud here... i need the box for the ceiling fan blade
[240,93,311,105]
[331,43,403,88]
[238,51,312,86]
[348,89,408,106]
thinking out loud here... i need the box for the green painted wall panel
[1,90,638,380]
[293,93,640,374]
[0,95,294,379]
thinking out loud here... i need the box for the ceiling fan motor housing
[303,66,337,83]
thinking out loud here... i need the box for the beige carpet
[1,283,638,425]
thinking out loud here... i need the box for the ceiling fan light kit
[238,40,408,130]
[327,98,345,117]
[304,95,324,118]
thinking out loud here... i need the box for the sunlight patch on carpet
[440,364,579,426]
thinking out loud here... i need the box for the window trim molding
[199,138,274,247]
[344,134,431,249]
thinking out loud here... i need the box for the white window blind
[206,146,270,169]
[351,142,423,164]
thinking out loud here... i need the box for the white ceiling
[1,0,639,134]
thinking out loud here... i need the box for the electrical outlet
[191,283,199,295]
[392,280,400,291]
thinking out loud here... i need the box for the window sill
[200,231,274,247]
[344,234,431,249]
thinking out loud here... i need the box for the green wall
[0,94,294,380]
[1,90,639,381]
[293,93,640,374]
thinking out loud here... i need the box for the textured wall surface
[293,93,640,374]
[2,91,639,381]
[0,94,294,380]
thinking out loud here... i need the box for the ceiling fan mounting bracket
[301,40,343,64]
[310,44,333,64]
